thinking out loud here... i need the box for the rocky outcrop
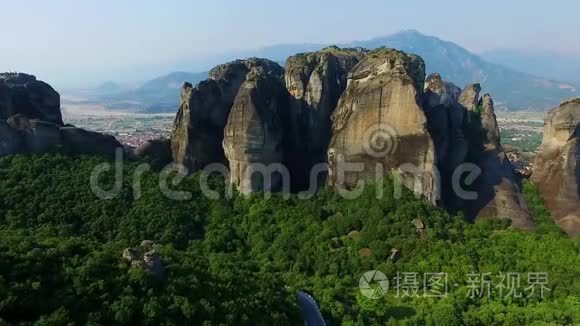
[171,58,283,172]
[60,127,121,156]
[122,241,165,279]
[327,48,437,202]
[465,94,534,230]
[0,73,63,125]
[458,83,482,112]
[0,73,123,158]
[424,73,461,108]
[480,94,501,148]
[0,120,23,156]
[423,73,468,209]
[7,115,62,153]
[532,98,580,236]
[223,67,289,193]
[134,138,172,166]
[284,47,366,187]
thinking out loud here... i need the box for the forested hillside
[0,154,578,325]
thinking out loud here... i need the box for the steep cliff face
[223,67,289,193]
[284,47,366,186]
[423,73,468,209]
[0,73,63,125]
[423,73,466,168]
[465,94,534,230]
[171,58,284,172]
[458,83,482,112]
[532,98,580,236]
[328,48,437,202]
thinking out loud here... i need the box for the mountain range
[89,30,578,112]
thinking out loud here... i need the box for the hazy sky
[1,0,578,87]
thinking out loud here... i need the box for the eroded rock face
[223,67,289,193]
[466,94,534,230]
[7,115,62,153]
[284,47,366,187]
[0,73,63,125]
[458,83,482,112]
[171,58,284,172]
[480,94,501,148]
[60,127,121,156]
[328,48,437,202]
[0,120,22,156]
[134,138,172,166]
[423,74,468,210]
[424,73,461,108]
[532,98,580,236]
[423,73,467,168]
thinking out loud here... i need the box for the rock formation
[532,98,580,236]
[284,47,366,188]
[458,83,482,112]
[134,138,172,166]
[171,58,284,172]
[0,73,123,158]
[464,93,534,230]
[60,127,121,156]
[423,74,468,209]
[327,48,437,202]
[122,241,165,279]
[0,73,63,125]
[223,66,289,193]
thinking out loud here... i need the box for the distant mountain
[89,30,578,112]
[481,48,580,84]
[343,30,578,110]
[91,71,207,112]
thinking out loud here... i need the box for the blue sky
[1,0,578,87]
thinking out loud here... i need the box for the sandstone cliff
[532,98,580,236]
[327,48,437,202]
[284,47,366,187]
[464,93,534,230]
[223,67,289,193]
[171,58,284,172]
[423,73,467,209]
[458,83,482,112]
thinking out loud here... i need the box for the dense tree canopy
[0,154,578,325]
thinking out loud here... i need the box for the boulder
[327,48,437,202]
[171,58,283,172]
[0,73,63,125]
[60,127,122,156]
[223,66,289,193]
[134,138,172,166]
[143,250,165,278]
[532,98,580,237]
[284,47,366,187]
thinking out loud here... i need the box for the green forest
[0,154,578,325]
